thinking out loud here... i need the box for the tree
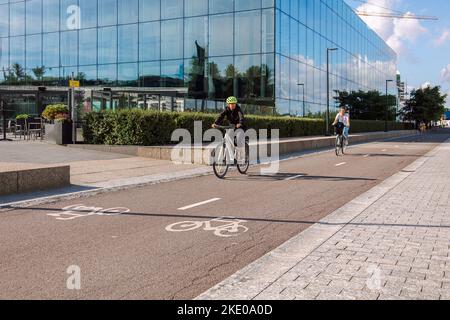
[11,63,25,81]
[334,90,397,121]
[400,85,447,126]
[32,66,46,82]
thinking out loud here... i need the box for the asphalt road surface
[0,134,448,300]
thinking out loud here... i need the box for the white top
[335,113,350,127]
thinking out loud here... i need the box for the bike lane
[0,134,447,299]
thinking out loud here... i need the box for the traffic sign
[69,80,80,88]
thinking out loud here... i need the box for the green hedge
[82,109,414,146]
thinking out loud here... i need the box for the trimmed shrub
[82,109,414,146]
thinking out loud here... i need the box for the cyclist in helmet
[212,96,246,164]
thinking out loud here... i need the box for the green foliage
[42,104,69,121]
[83,110,414,146]
[334,90,397,121]
[400,86,447,125]
[16,114,30,120]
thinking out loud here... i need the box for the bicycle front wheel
[213,145,229,179]
[335,136,341,156]
[237,142,250,175]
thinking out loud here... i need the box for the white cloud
[441,65,450,83]
[434,30,450,46]
[356,1,428,56]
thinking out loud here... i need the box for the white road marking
[166,217,249,238]
[284,174,306,181]
[178,198,221,211]
[335,162,347,167]
[363,154,370,158]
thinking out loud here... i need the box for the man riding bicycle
[212,96,246,164]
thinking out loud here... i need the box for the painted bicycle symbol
[48,204,130,221]
[165,217,249,238]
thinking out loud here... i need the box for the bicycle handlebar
[213,124,236,130]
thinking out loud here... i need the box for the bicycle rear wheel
[237,142,250,175]
[213,144,229,179]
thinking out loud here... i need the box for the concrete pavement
[197,136,450,300]
[0,134,447,300]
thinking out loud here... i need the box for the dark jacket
[215,105,246,129]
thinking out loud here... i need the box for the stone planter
[45,122,73,145]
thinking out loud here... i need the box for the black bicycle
[212,125,250,179]
[334,124,347,156]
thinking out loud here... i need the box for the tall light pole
[385,79,393,132]
[298,83,305,117]
[326,48,338,136]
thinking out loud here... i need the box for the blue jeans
[343,127,349,140]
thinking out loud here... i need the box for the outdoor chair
[27,118,44,141]
[15,119,28,140]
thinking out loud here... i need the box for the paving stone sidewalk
[198,139,450,300]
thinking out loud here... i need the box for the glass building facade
[0,0,396,115]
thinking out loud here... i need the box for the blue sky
[345,0,450,107]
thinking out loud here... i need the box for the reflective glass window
[10,36,25,67]
[140,21,160,61]
[98,64,117,84]
[161,0,183,19]
[26,34,42,69]
[26,0,42,35]
[235,0,261,11]
[161,19,183,60]
[161,59,184,87]
[118,63,138,86]
[119,24,138,63]
[140,0,160,22]
[98,26,117,64]
[185,0,208,17]
[118,0,139,24]
[80,0,98,29]
[262,9,274,53]
[184,16,208,60]
[139,61,160,87]
[235,10,261,55]
[99,0,117,26]
[60,30,78,66]
[207,56,234,99]
[79,28,97,65]
[235,54,261,99]
[209,0,234,14]
[209,14,233,56]
[43,0,60,32]
[10,2,25,36]
[0,37,9,69]
[43,32,60,67]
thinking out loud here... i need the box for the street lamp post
[385,79,393,132]
[298,83,305,117]
[326,48,338,136]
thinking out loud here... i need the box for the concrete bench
[0,164,71,196]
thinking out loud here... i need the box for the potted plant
[42,104,73,145]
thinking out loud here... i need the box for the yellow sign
[69,80,80,88]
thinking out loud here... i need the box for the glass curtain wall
[0,0,396,115]
[0,0,276,109]
[275,0,397,116]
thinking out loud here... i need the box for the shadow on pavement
[225,172,378,182]
[11,206,450,230]
[0,185,99,206]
